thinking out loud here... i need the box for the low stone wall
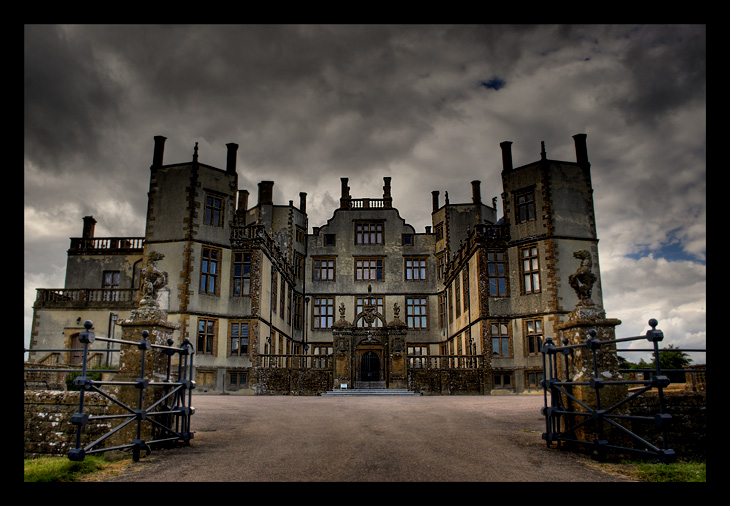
[24,390,113,459]
[627,389,706,459]
[254,368,332,395]
[408,369,485,394]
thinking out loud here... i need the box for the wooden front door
[360,351,380,381]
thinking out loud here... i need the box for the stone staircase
[321,385,421,396]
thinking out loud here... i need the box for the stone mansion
[28,133,605,395]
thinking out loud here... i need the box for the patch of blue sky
[627,241,705,264]
[480,77,506,91]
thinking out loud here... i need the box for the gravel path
[103,394,630,482]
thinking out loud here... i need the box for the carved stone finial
[568,249,597,303]
[339,302,346,319]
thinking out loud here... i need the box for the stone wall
[254,368,332,395]
[408,369,485,394]
[24,390,112,459]
[627,389,706,459]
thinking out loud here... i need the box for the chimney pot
[152,135,167,167]
[226,143,239,173]
[573,133,589,167]
[258,181,274,205]
[82,216,97,239]
[500,141,513,171]
[471,180,482,205]
[340,177,350,209]
[237,189,249,214]
[432,191,440,212]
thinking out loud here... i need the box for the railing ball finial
[587,329,597,338]
[142,330,149,338]
[648,318,658,329]
[84,320,93,330]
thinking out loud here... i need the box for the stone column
[387,303,408,389]
[332,303,352,389]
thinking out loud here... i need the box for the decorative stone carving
[568,249,597,303]
[129,251,170,323]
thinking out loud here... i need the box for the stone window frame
[313,296,335,329]
[490,321,511,358]
[405,296,429,330]
[229,320,250,357]
[493,371,514,389]
[293,293,303,330]
[520,245,541,294]
[438,292,446,328]
[354,257,384,282]
[525,369,544,389]
[313,256,336,282]
[197,317,217,355]
[271,269,278,313]
[454,275,461,317]
[203,192,225,227]
[228,370,248,389]
[404,256,428,281]
[200,246,222,296]
[232,251,252,297]
[102,270,121,301]
[514,188,536,224]
[487,250,508,296]
[355,221,384,245]
[525,318,543,356]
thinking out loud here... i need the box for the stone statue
[139,251,168,308]
[568,250,597,303]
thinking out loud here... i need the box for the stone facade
[28,133,607,395]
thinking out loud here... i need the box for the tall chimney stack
[573,133,589,168]
[226,143,239,173]
[340,178,350,209]
[238,189,249,213]
[82,216,96,239]
[383,177,392,208]
[258,181,274,205]
[432,191,440,212]
[152,135,167,167]
[471,180,482,205]
[300,192,307,213]
[500,141,513,171]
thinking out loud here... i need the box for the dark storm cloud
[24,24,706,352]
[24,25,125,172]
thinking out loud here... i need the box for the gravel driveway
[103,394,630,482]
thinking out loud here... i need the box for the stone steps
[321,388,421,396]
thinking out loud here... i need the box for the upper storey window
[204,194,224,227]
[355,222,383,245]
[515,191,536,223]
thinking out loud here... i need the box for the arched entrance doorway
[360,351,380,382]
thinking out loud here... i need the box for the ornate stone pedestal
[556,301,626,450]
[106,252,179,459]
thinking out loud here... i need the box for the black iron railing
[25,321,195,462]
[541,319,705,463]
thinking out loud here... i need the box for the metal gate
[25,321,195,462]
[541,319,705,463]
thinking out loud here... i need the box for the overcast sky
[24,24,706,362]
